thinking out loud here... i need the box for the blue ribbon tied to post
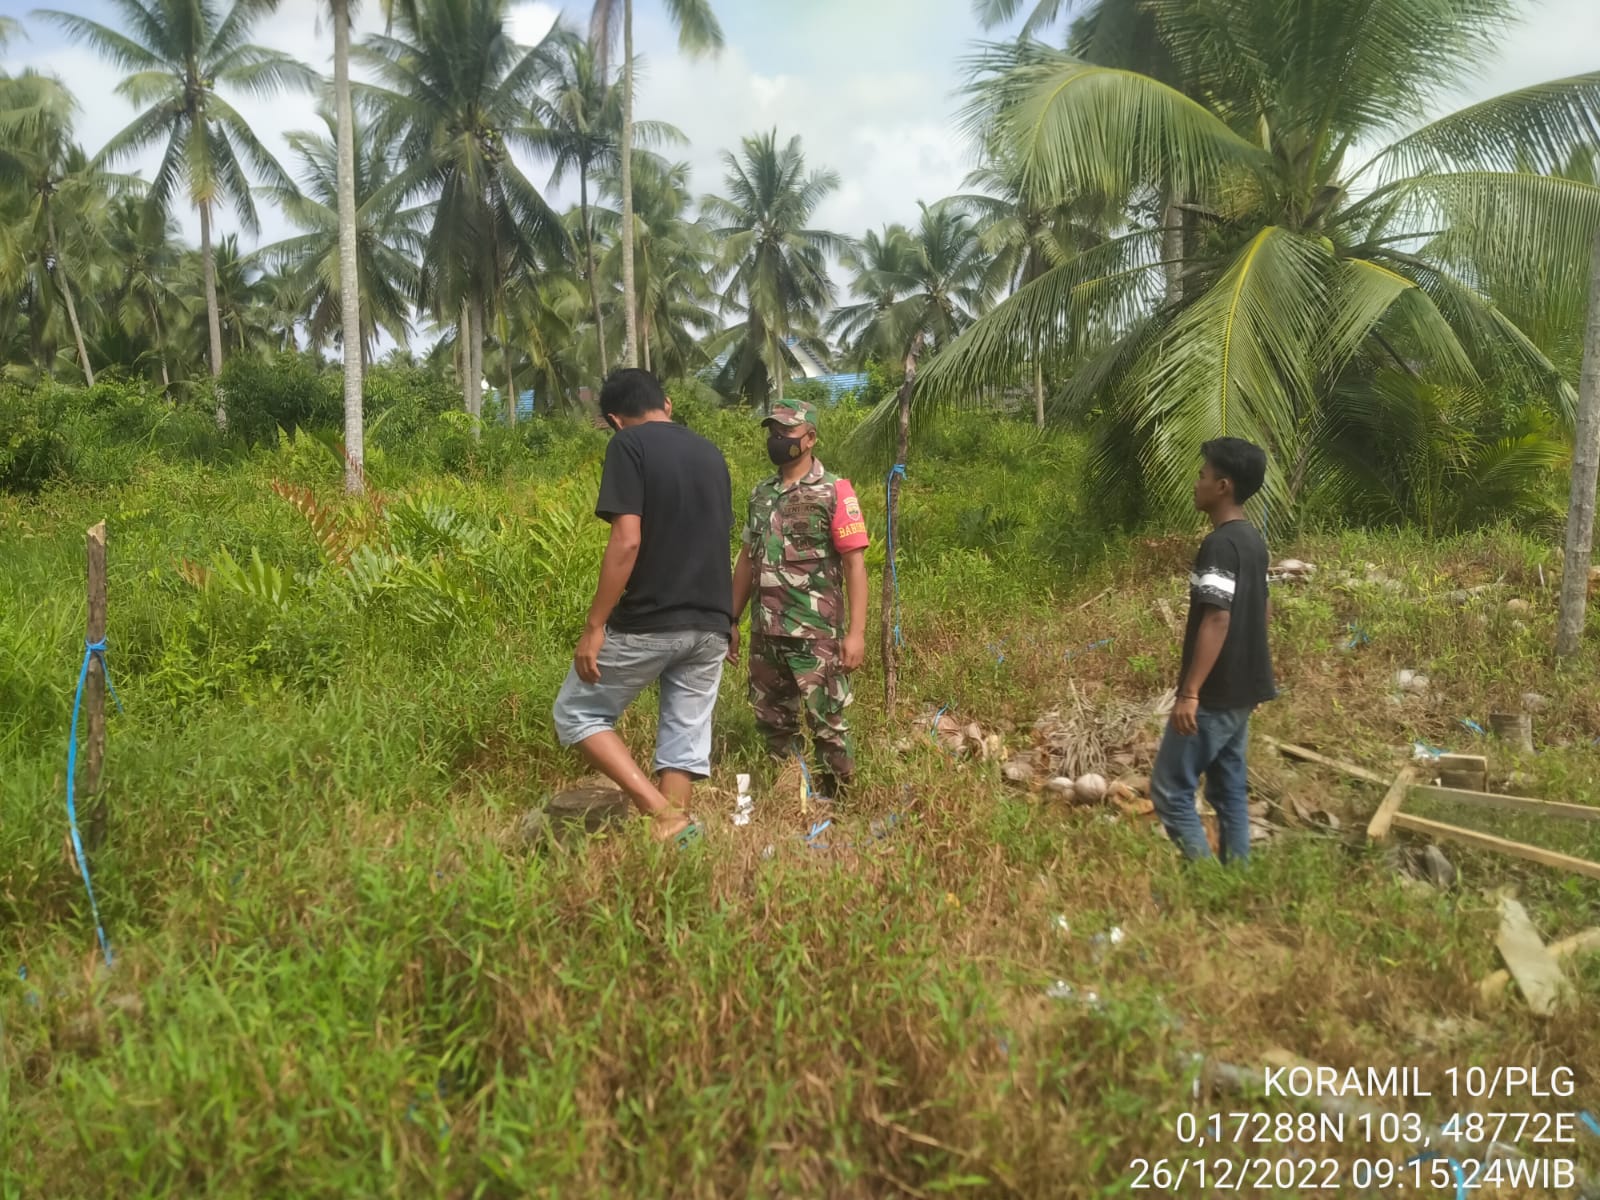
[66,637,122,967]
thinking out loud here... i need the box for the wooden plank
[1480,927,1600,1002]
[1437,753,1488,791]
[1409,784,1600,823]
[1390,812,1600,881]
[1366,767,1418,842]
[1261,736,1391,787]
[84,520,107,852]
[1494,897,1569,1016]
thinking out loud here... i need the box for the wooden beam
[84,520,107,851]
[1408,784,1600,823]
[1366,766,1418,842]
[1261,736,1391,787]
[1480,927,1600,1002]
[1390,812,1600,881]
[1494,897,1569,1016]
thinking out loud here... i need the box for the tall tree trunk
[1032,355,1045,430]
[580,164,608,378]
[149,297,169,391]
[499,298,516,427]
[619,0,639,369]
[469,292,486,438]
[1556,225,1600,659]
[642,318,651,373]
[775,336,785,405]
[459,299,475,416]
[199,199,224,382]
[882,330,924,718]
[199,199,227,429]
[47,214,94,387]
[1162,199,1183,304]
[332,0,365,494]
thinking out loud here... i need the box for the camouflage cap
[764,398,818,431]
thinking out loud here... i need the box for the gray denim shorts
[551,628,729,778]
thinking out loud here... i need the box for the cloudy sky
[3,0,1596,269]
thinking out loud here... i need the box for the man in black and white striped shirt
[1150,438,1277,865]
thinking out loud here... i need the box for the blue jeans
[1150,706,1254,864]
[552,628,728,778]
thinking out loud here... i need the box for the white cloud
[508,1,560,48]
[631,41,971,251]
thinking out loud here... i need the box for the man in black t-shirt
[551,369,734,847]
[1149,437,1277,865]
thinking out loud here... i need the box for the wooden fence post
[85,520,107,850]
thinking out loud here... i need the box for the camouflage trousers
[748,634,855,791]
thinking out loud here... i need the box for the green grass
[3,405,1598,1198]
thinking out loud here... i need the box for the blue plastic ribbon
[793,753,817,802]
[800,811,904,852]
[1064,637,1115,661]
[885,464,907,648]
[1459,718,1487,736]
[66,637,117,967]
[1404,1153,1466,1200]
[1580,1110,1600,1139]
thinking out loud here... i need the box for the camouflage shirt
[744,458,870,640]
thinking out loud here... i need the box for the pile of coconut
[1268,557,1316,584]
[1000,682,1175,816]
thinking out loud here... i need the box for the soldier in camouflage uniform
[729,398,870,801]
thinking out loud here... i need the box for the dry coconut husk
[915,709,998,760]
[1032,683,1169,783]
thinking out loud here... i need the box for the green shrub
[218,353,340,447]
[0,384,71,494]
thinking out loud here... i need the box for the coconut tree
[359,0,568,426]
[947,150,1109,427]
[527,31,683,379]
[589,0,722,370]
[594,153,717,378]
[528,32,621,377]
[835,203,996,436]
[328,0,367,487]
[100,192,183,386]
[321,0,421,488]
[179,232,275,357]
[39,0,317,405]
[256,109,424,363]
[829,225,918,364]
[0,70,133,385]
[1557,227,1600,658]
[703,130,844,408]
[899,1,1600,523]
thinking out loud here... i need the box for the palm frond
[1133,226,1335,517]
[1364,73,1600,181]
[661,0,723,55]
[212,44,322,99]
[907,226,1162,409]
[31,10,165,72]
[971,45,1272,203]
